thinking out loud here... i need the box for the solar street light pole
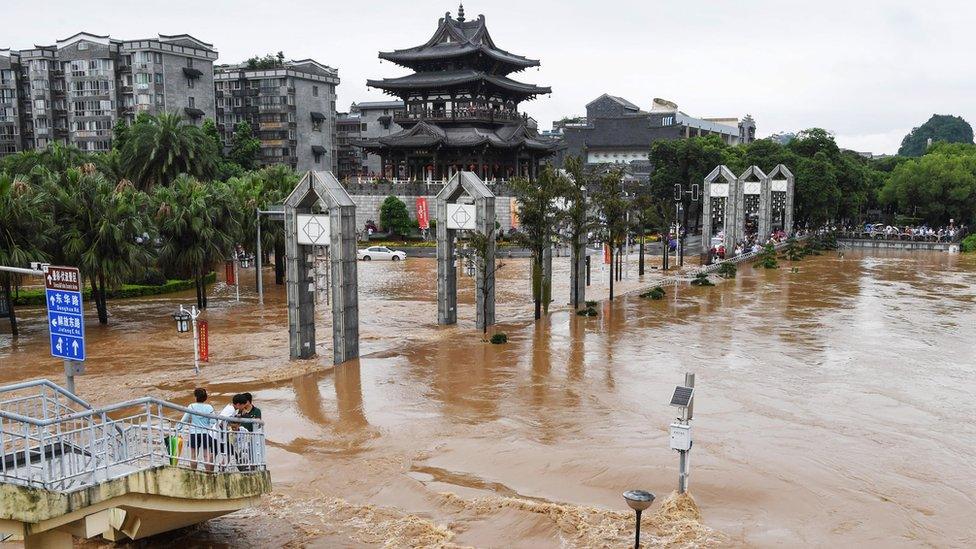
[679,372,695,493]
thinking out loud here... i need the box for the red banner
[198,320,209,362]
[604,244,611,265]
[225,261,235,285]
[416,197,430,230]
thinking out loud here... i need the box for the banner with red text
[416,197,430,230]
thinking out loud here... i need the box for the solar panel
[670,386,694,407]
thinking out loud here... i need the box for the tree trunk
[202,267,209,309]
[3,274,16,337]
[95,271,108,324]
[638,223,645,276]
[532,254,542,320]
[195,269,204,310]
[662,230,669,271]
[274,241,285,285]
[608,245,615,301]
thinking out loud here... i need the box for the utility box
[669,423,692,451]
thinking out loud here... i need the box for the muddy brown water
[1,250,975,547]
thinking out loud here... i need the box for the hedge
[11,272,217,307]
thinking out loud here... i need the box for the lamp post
[173,304,201,374]
[623,489,656,549]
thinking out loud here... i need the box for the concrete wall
[293,79,334,173]
[356,104,402,175]
[160,51,215,123]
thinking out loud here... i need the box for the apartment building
[335,111,364,180]
[214,60,338,173]
[349,100,403,176]
[0,32,217,157]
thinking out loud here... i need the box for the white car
[357,246,406,261]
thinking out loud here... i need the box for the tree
[229,121,262,170]
[112,119,130,152]
[202,118,223,154]
[121,113,217,189]
[589,169,629,300]
[879,143,976,224]
[0,174,53,335]
[562,156,597,309]
[510,166,570,319]
[153,175,240,309]
[245,52,286,70]
[898,114,974,157]
[380,195,412,237]
[45,169,154,324]
[462,226,503,335]
[649,135,728,237]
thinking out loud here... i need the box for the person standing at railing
[217,393,246,470]
[235,392,263,469]
[178,388,217,472]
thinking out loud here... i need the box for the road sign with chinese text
[45,266,85,361]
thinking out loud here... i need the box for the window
[153,52,163,64]
[135,73,151,85]
[312,85,318,97]
[662,116,674,126]
[217,97,224,107]
[154,72,163,84]
[187,58,194,68]
[155,94,164,107]
[78,42,89,51]
[232,81,241,90]
[361,123,367,131]
[312,120,322,132]
[137,94,150,105]
[216,82,224,90]
[187,78,194,89]
[188,97,195,108]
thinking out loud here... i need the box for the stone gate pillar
[766,164,795,236]
[737,166,767,243]
[701,165,738,260]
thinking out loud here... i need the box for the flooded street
[2,250,975,547]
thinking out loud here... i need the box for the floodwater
[2,249,975,547]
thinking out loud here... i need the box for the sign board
[297,214,331,245]
[710,183,729,198]
[446,203,477,230]
[743,182,761,195]
[224,261,236,285]
[45,266,85,362]
[198,320,209,362]
[415,198,430,230]
[603,244,611,265]
[770,179,788,192]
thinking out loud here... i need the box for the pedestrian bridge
[0,380,270,547]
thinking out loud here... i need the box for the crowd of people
[845,223,965,242]
[707,229,790,260]
[176,388,263,472]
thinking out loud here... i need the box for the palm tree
[590,169,630,300]
[0,174,54,335]
[153,174,240,309]
[44,169,154,324]
[121,113,217,190]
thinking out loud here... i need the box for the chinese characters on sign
[45,266,85,361]
[416,197,430,230]
[198,320,209,362]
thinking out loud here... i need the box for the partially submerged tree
[590,168,629,300]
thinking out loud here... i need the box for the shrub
[717,262,737,279]
[490,333,508,344]
[576,306,598,316]
[585,300,597,307]
[758,244,779,269]
[640,286,666,300]
[379,195,412,237]
[961,234,976,252]
[690,272,714,286]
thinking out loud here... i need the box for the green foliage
[12,274,215,306]
[202,118,224,153]
[782,237,805,261]
[898,114,974,157]
[229,121,262,170]
[489,333,508,344]
[690,272,714,286]
[879,143,976,225]
[121,113,218,189]
[640,286,666,300]
[585,300,597,307]
[717,261,737,278]
[379,195,413,237]
[757,244,779,269]
[0,175,53,270]
[590,168,630,300]
[245,51,286,70]
[112,119,130,152]
[576,305,598,316]
[960,234,976,252]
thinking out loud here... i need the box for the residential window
[232,81,241,90]
[153,52,163,64]
[187,78,194,89]
[155,94,164,107]
[137,52,151,64]
[312,85,318,97]
[187,58,194,68]
[78,42,89,51]
[662,116,674,126]
[188,97,195,108]
[312,120,322,132]
[154,73,163,84]
[135,73,151,85]
[361,123,367,131]
[136,94,150,105]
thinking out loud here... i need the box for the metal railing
[840,226,968,243]
[0,380,266,493]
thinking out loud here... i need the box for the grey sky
[4,0,973,154]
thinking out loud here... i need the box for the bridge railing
[0,380,266,493]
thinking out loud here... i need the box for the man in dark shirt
[238,392,262,431]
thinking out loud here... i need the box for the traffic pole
[63,359,75,394]
[256,209,263,304]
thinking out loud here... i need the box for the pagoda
[357,4,559,182]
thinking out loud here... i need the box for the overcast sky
[5,0,973,154]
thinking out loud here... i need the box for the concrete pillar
[330,199,359,364]
[474,194,496,331]
[436,198,457,325]
[285,202,316,359]
[569,234,586,309]
[759,171,772,241]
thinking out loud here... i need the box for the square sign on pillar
[446,203,477,230]
[297,214,331,245]
[45,266,85,361]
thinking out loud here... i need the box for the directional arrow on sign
[56,337,63,353]
[51,318,58,327]
[72,340,79,356]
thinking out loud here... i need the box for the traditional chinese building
[357,4,558,182]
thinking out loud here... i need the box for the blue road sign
[45,266,85,362]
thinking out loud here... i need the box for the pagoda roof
[356,120,559,152]
[368,69,550,98]
[378,12,539,72]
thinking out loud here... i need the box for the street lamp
[173,304,201,373]
[623,489,656,549]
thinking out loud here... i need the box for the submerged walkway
[0,380,270,547]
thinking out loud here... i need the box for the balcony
[261,139,287,147]
[393,107,526,125]
[260,121,287,130]
[258,104,288,113]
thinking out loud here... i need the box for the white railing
[0,380,266,493]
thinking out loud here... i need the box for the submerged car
[357,246,407,261]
